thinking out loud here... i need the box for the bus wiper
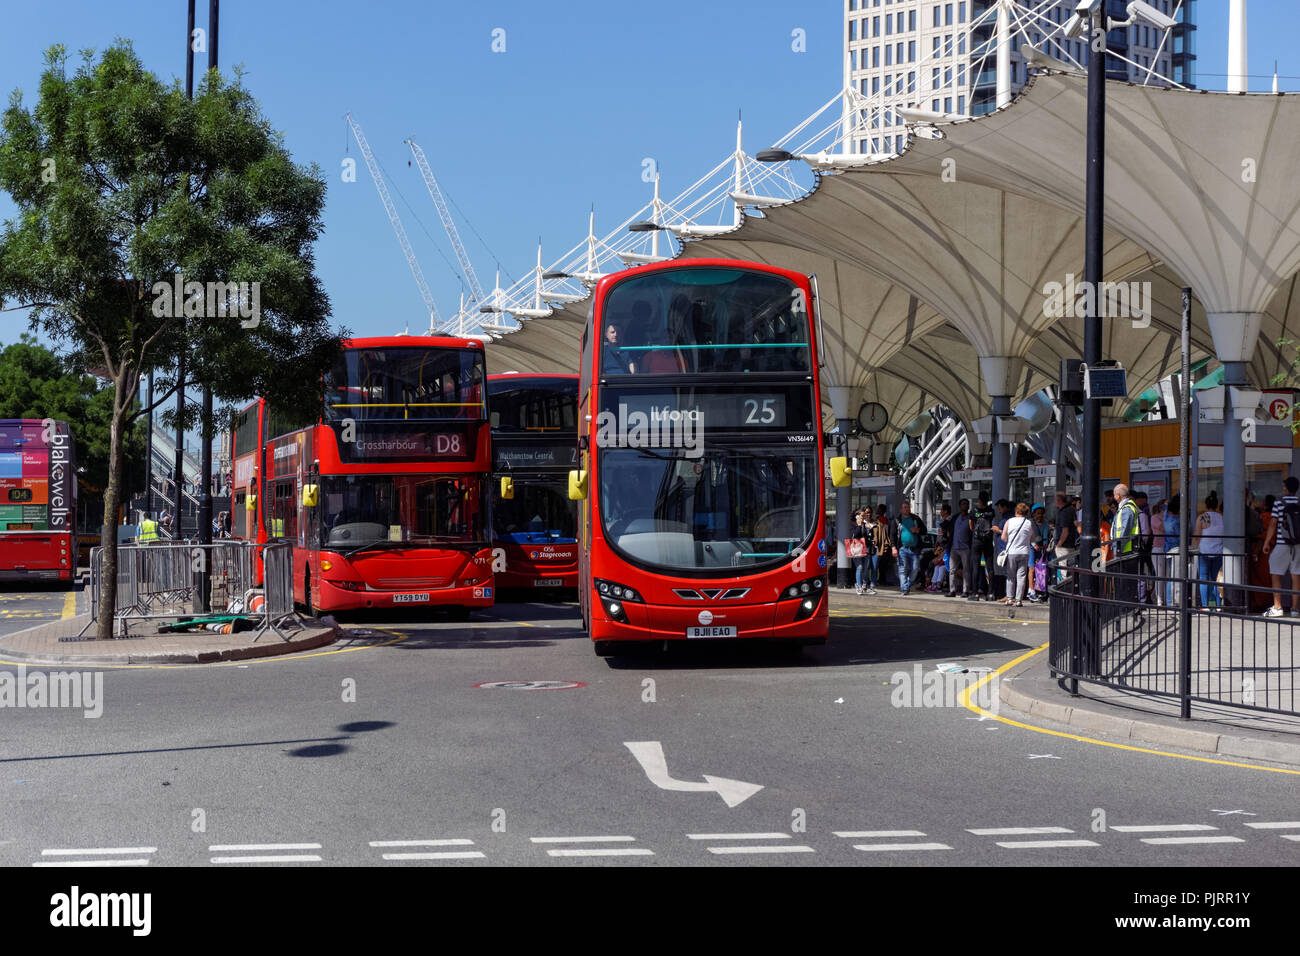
[340,540,413,559]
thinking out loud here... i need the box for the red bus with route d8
[257,336,496,617]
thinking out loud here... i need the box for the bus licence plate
[534,578,563,587]
[393,593,429,603]
[687,626,737,639]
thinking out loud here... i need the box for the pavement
[0,585,337,665]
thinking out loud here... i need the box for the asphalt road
[0,583,80,639]
[0,596,1297,867]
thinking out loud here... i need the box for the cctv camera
[1124,0,1177,31]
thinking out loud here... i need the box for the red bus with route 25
[571,259,849,655]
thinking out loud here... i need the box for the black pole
[174,0,195,542]
[1179,288,1193,719]
[1077,9,1107,677]
[197,0,218,612]
[145,372,154,518]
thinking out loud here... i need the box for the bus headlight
[793,590,823,621]
[781,577,827,601]
[595,578,642,623]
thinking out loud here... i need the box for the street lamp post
[1076,2,1108,677]
[197,0,219,612]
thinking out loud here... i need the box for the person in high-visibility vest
[1111,484,1141,557]
[138,511,160,545]
[1111,483,1144,609]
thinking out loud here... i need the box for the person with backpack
[968,495,996,601]
[892,500,926,596]
[1263,476,1300,618]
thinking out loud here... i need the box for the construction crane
[406,139,485,333]
[346,113,440,330]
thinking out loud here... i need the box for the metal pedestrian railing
[84,541,301,642]
[257,543,300,641]
[1048,551,1299,718]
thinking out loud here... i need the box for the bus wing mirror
[501,476,515,500]
[830,456,852,488]
[302,484,319,507]
[568,469,589,501]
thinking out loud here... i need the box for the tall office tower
[843,0,1197,155]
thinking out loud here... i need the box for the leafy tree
[0,42,343,639]
[0,333,146,496]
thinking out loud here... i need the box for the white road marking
[34,859,152,867]
[852,843,951,852]
[1209,809,1256,816]
[41,847,157,855]
[706,845,814,855]
[995,840,1100,849]
[369,839,474,847]
[1281,835,1300,842]
[1109,825,1217,833]
[1244,821,1300,829]
[1026,754,1061,759]
[381,851,485,860]
[208,843,322,851]
[210,855,322,863]
[530,836,637,843]
[687,833,790,840]
[968,827,1073,835]
[546,848,655,857]
[834,830,926,838]
[1139,836,1246,845]
[624,741,763,808]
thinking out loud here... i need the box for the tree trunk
[96,389,129,641]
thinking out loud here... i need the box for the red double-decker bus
[572,259,848,655]
[0,419,76,583]
[230,398,268,545]
[254,336,496,617]
[487,373,579,592]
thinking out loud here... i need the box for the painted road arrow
[624,741,763,808]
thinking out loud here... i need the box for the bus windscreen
[598,268,812,375]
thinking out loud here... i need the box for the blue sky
[1,0,1298,350]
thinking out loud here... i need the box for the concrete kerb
[998,654,1300,769]
[0,613,338,666]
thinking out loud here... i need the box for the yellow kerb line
[959,643,1300,776]
[61,591,76,619]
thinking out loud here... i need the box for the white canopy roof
[485,69,1300,438]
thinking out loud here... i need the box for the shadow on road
[602,615,1036,671]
